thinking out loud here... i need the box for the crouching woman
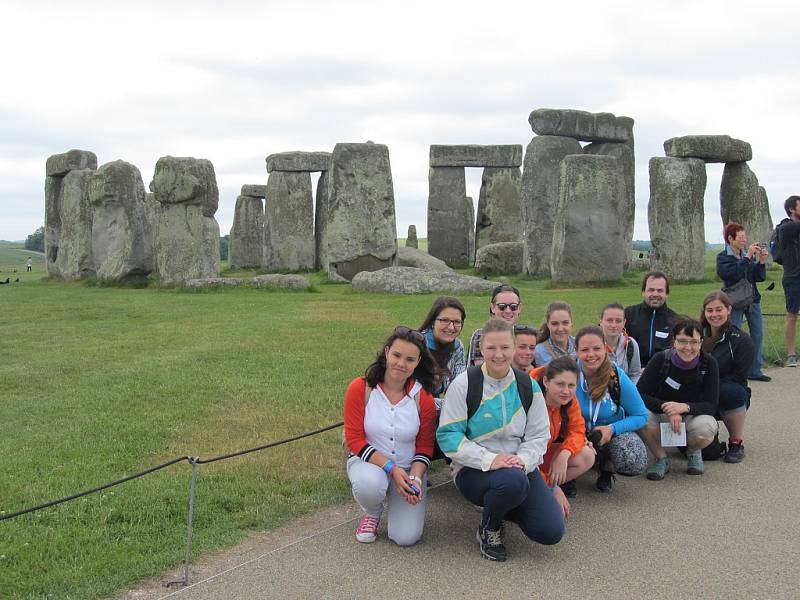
[437,319,564,562]
[343,326,439,546]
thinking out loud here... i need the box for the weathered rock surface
[406,225,418,249]
[427,167,472,267]
[266,151,331,173]
[429,145,523,168]
[151,156,221,285]
[521,135,582,277]
[251,273,311,289]
[475,167,522,252]
[720,162,773,246]
[55,169,95,279]
[150,156,219,217]
[144,192,159,246]
[551,155,625,283]
[241,184,267,198]
[46,149,98,177]
[584,138,636,269]
[88,160,154,281]
[648,157,707,281]
[263,171,315,271]
[229,195,264,269]
[664,135,752,163]
[325,143,397,281]
[351,266,499,295]
[186,277,245,289]
[397,246,452,271]
[474,242,524,274]
[529,109,633,143]
[314,170,330,270]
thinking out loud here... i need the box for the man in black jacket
[778,195,800,367]
[624,271,678,366]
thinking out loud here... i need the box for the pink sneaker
[355,513,380,543]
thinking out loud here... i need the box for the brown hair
[700,291,732,330]
[539,356,579,442]
[575,325,616,403]
[537,301,572,343]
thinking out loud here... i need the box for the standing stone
[263,171,314,271]
[521,136,582,276]
[475,167,522,252]
[56,169,95,280]
[314,170,330,270]
[144,192,159,246]
[551,155,625,283]
[151,156,220,285]
[325,142,397,281]
[427,167,472,267]
[648,157,707,281]
[229,195,265,269]
[585,137,636,269]
[44,149,97,277]
[720,162,773,245]
[406,225,418,249]
[88,160,154,281]
[529,109,633,142]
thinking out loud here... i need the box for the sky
[1,0,798,243]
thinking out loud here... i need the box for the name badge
[655,330,669,339]
[665,377,681,390]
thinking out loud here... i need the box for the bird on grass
[0,278,9,285]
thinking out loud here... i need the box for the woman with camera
[343,326,439,545]
[573,326,649,493]
[716,222,770,382]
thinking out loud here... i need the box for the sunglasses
[394,326,425,342]
[514,324,537,336]
[494,303,520,312]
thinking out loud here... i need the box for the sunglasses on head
[394,326,425,342]
[514,324,537,336]
[494,302,520,312]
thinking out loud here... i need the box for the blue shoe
[686,452,705,475]
[646,457,670,480]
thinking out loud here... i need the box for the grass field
[0,245,790,598]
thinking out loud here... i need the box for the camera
[587,428,603,447]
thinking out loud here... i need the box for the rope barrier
[1,421,344,522]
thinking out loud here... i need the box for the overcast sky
[1,0,798,243]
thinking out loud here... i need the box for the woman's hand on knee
[490,453,525,470]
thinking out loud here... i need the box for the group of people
[342,198,800,562]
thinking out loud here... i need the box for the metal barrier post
[166,457,199,588]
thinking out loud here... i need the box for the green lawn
[0,249,790,598]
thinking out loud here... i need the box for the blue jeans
[718,379,749,415]
[455,467,564,544]
[731,302,764,377]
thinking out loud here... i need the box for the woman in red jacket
[343,326,440,545]
[530,357,596,516]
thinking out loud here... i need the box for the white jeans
[346,456,427,546]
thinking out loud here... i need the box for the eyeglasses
[435,317,463,329]
[394,326,425,342]
[494,303,520,312]
[674,338,702,347]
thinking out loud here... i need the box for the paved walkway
[123,367,799,600]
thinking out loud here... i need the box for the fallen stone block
[351,266,499,295]
[397,246,452,272]
[474,242,523,274]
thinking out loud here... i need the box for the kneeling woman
[343,327,439,545]
[574,326,649,493]
[531,357,596,507]
[438,319,563,562]
[637,318,720,480]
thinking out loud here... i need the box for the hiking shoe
[476,523,507,562]
[748,374,771,382]
[686,452,705,475]
[595,471,616,493]
[560,480,578,498]
[787,355,798,367]
[355,513,380,543]
[647,457,670,481]
[724,441,745,463]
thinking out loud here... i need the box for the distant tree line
[25,226,44,252]
[220,234,229,261]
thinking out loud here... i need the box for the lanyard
[580,371,603,427]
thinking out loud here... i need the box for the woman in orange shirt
[530,356,596,516]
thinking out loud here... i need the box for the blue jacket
[575,362,648,436]
[716,245,765,304]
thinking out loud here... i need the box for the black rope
[1,421,344,521]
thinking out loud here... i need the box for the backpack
[625,339,635,368]
[465,366,533,420]
[769,224,783,265]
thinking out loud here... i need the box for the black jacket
[716,246,766,304]
[706,323,754,388]
[624,302,678,366]
[636,350,719,416]
[778,218,800,279]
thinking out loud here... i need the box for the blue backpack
[769,224,783,265]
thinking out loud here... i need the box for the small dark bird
[14,277,19,282]
[766,282,775,291]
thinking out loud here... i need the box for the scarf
[671,350,700,370]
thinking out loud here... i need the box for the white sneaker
[355,513,380,543]
[787,355,798,367]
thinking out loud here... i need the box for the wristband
[408,475,422,484]
[382,460,396,475]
